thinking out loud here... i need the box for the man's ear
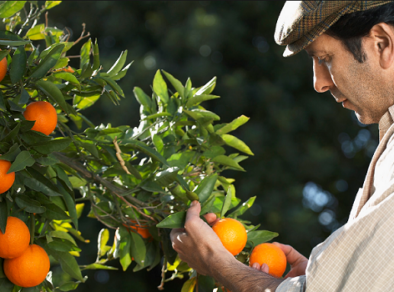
[369,23,394,69]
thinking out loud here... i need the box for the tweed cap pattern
[275,1,394,57]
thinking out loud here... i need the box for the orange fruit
[4,244,50,288]
[212,218,247,256]
[0,159,15,194]
[123,221,152,239]
[0,56,7,82]
[0,216,30,259]
[23,101,57,135]
[249,243,287,278]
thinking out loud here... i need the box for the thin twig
[45,11,48,28]
[113,137,131,175]
[157,259,167,291]
[73,23,90,46]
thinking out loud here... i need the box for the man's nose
[313,60,334,93]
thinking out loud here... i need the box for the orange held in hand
[212,218,247,256]
[23,101,58,135]
[4,244,50,288]
[0,216,30,259]
[0,56,7,82]
[0,159,15,194]
[249,243,287,278]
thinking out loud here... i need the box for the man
[170,1,394,291]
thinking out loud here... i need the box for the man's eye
[317,56,330,65]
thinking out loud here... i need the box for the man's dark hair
[326,3,394,63]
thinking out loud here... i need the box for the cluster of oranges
[0,217,50,288]
[212,217,287,278]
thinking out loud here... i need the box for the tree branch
[52,152,148,209]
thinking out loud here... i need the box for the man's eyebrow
[305,49,326,57]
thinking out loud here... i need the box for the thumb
[185,200,201,222]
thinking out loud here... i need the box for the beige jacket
[276,107,394,292]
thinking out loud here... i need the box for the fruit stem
[30,214,35,244]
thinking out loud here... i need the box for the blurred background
[43,1,378,291]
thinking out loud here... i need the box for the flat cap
[275,1,394,57]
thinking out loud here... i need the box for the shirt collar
[379,105,394,141]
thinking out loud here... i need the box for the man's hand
[170,200,231,276]
[251,242,308,278]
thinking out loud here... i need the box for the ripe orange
[0,159,15,194]
[249,243,287,278]
[0,216,30,259]
[4,244,50,288]
[212,218,247,256]
[123,221,152,239]
[0,56,7,82]
[23,101,57,135]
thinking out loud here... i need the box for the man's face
[305,33,392,124]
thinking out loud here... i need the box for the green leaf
[133,87,152,109]
[246,230,279,248]
[0,200,8,234]
[15,195,46,214]
[43,203,70,220]
[48,238,80,252]
[212,155,245,171]
[186,94,220,107]
[0,1,26,18]
[3,122,20,142]
[10,46,26,84]
[184,109,220,121]
[21,176,62,197]
[57,182,78,229]
[181,278,197,292]
[82,263,118,271]
[162,70,185,99]
[130,230,146,266]
[74,93,100,110]
[58,281,80,291]
[8,151,35,173]
[197,275,215,292]
[97,76,124,97]
[0,143,20,161]
[80,39,91,71]
[110,61,133,81]
[92,39,100,71]
[117,227,132,271]
[45,1,62,10]
[228,196,256,218]
[220,185,235,218]
[30,44,65,79]
[0,278,14,292]
[195,174,218,204]
[98,228,110,257]
[194,76,216,95]
[48,249,84,281]
[155,167,179,187]
[216,115,250,135]
[53,72,81,91]
[222,134,254,155]
[25,23,45,40]
[19,88,31,106]
[49,230,77,246]
[35,79,69,113]
[107,50,127,77]
[156,211,186,229]
[32,138,71,154]
[167,151,195,168]
[153,70,169,104]
[122,139,168,166]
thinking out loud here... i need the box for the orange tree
[0,1,279,291]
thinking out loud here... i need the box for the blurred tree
[41,1,379,291]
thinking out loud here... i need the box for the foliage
[0,1,278,291]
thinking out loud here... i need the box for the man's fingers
[185,200,201,223]
[273,242,307,265]
[170,228,186,242]
[203,213,218,226]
